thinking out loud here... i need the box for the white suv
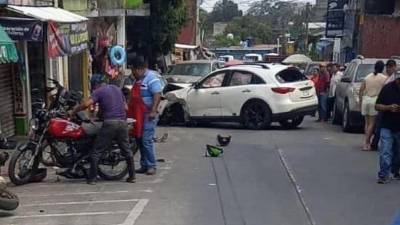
[161,63,318,129]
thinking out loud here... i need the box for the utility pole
[304,3,310,55]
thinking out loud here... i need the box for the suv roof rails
[231,62,270,69]
[356,55,365,60]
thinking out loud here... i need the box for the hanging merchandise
[109,45,126,66]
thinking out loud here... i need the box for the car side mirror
[341,77,352,83]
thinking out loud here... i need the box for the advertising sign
[0,18,43,41]
[326,0,348,38]
[48,21,89,58]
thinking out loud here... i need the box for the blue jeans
[138,115,158,169]
[378,128,400,179]
[317,93,328,120]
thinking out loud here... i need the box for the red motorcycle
[8,79,137,186]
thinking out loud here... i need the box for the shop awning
[6,5,88,23]
[0,25,18,64]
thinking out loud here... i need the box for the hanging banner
[0,18,43,41]
[48,21,89,58]
[326,0,347,38]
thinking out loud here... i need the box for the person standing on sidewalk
[127,56,162,176]
[375,76,400,184]
[371,60,397,150]
[311,63,331,122]
[359,61,387,151]
[72,76,136,185]
[328,63,343,119]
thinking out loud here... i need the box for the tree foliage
[148,0,188,56]
[208,0,242,23]
[224,16,273,44]
[214,34,241,47]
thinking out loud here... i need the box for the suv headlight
[165,92,177,101]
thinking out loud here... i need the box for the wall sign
[0,18,43,41]
[326,0,348,38]
[48,21,89,58]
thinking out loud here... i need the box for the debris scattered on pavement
[153,133,168,143]
[205,145,224,157]
[157,158,166,163]
[217,134,231,147]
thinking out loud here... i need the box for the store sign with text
[326,0,348,38]
[48,22,89,58]
[0,18,43,41]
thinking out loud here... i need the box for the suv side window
[229,71,253,86]
[200,72,227,88]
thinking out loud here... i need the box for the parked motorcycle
[8,78,137,186]
[0,152,19,210]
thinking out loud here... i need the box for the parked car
[160,63,317,129]
[164,60,221,84]
[332,57,398,132]
[243,54,263,62]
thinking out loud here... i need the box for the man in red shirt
[311,63,331,122]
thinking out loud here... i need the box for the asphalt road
[1,117,399,225]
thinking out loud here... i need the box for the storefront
[0,25,19,137]
[0,6,88,135]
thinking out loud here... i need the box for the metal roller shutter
[0,64,15,137]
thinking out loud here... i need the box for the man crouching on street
[127,56,162,176]
[72,75,136,185]
[375,75,400,184]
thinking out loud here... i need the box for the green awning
[0,25,18,64]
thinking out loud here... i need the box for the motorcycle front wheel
[8,144,40,186]
[98,150,128,181]
[0,189,19,210]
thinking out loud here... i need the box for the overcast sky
[201,0,317,12]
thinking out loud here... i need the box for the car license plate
[302,90,311,97]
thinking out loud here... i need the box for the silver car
[164,60,221,83]
[332,58,396,132]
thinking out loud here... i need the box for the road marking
[21,199,139,207]
[19,190,130,197]
[120,199,149,225]
[10,211,130,219]
[277,148,317,225]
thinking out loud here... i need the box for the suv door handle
[242,89,251,93]
[211,91,220,95]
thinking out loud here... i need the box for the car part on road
[279,116,304,129]
[241,101,272,130]
[0,188,19,211]
[0,151,19,211]
[206,145,224,157]
[217,134,231,147]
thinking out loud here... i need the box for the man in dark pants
[72,76,135,185]
[375,76,400,184]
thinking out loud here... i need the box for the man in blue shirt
[128,56,163,175]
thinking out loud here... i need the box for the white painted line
[21,199,139,207]
[19,190,130,198]
[10,210,130,219]
[120,199,149,225]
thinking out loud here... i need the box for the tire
[342,102,353,132]
[279,116,304,129]
[241,101,272,130]
[98,149,128,181]
[159,104,185,126]
[0,189,19,210]
[331,101,341,125]
[8,144,40,186]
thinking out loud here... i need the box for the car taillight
[271,87,295,94]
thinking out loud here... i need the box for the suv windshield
[167,63,211,76]
[355,64,375,82]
